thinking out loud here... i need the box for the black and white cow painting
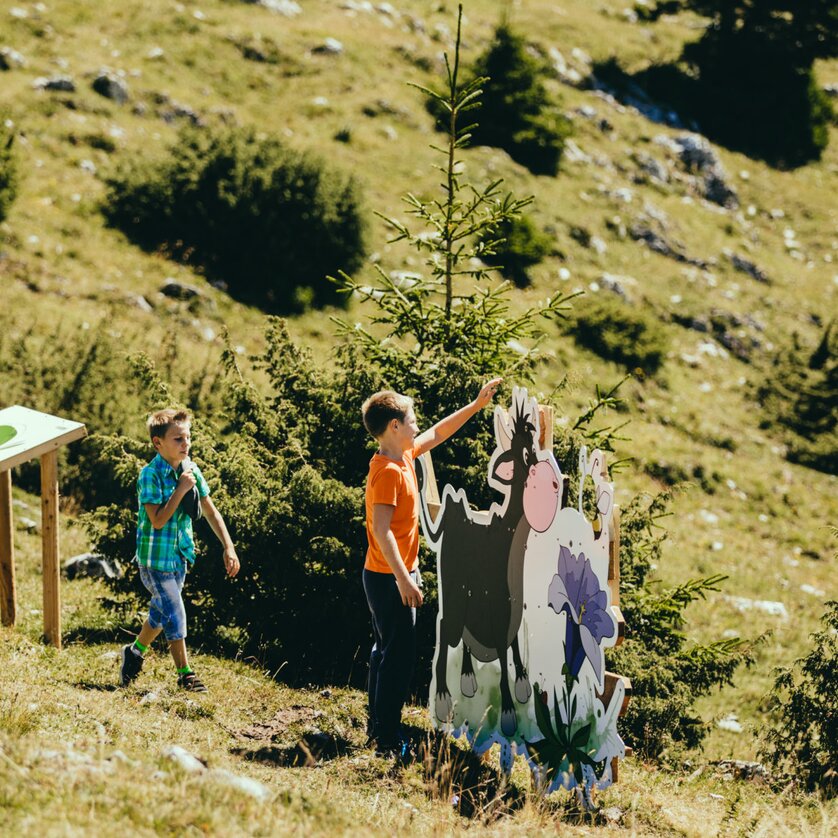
[417,387,562,739]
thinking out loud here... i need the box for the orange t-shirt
[364,444,421,574]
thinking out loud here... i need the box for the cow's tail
[416,454,443,547]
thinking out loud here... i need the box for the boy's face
[391,408,419,451]
[153,421,191,466]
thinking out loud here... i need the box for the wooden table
[0,405,86,648]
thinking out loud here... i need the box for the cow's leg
[460,646,477,697]
[511,635,532,703]
[497,645,517,737]
[433,618,454,723]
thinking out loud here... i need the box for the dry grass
[0,487,835,835]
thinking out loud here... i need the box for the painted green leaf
[571,722,592,749]
[0,425,17,447]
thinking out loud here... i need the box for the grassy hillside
[1,0,837,832]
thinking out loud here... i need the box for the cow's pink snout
[524,460,560,533]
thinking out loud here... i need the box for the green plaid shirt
[135,454,210,571]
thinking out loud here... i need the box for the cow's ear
[491,450,515,484]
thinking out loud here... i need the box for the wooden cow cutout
[418,387,629,795]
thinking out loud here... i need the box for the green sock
[177,666,193,675]
[133,639,148,654]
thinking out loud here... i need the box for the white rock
[726,596,788,619]
[162,745,206,773]
[800,584,825,597]
[717,714,743,733]
[258,0,301,16]
[210,769,271,801]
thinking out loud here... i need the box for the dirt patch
[235,705,324,741]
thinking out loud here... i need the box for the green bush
[757,322,838,475]
[622,1,836,167]
[0,117,19,221]
[606,491,755,759]
[682,30,833,167]
[479,214,553,287]
[0,316,226,510]
[428,24,571,175]
[761,600,838,795]
[103,125,367,312]
[569,297,669,374]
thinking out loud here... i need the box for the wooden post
[538,405,554,452]
[0,469,16,627]
[41,450,61,649]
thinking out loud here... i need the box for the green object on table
[0,426,18,448]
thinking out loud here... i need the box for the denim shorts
[138,565,187,641]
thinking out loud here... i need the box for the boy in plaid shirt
[120,409,240,691]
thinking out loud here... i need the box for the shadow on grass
[404,725,526,821]
[73,680,121,692]
[232,729,354,767]
[63,624,133,646]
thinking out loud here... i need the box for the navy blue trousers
[362,567,418,748]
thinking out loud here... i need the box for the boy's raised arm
[414,378,502,457]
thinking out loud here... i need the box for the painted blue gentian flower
[547,546,616,682]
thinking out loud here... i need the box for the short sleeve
[193,466,210,499]
[138,467,164,506]
[369,463,401,507]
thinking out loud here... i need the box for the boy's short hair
[361,391,413,439]
[147,408,191,442]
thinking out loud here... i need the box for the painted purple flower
[547,546,616,682]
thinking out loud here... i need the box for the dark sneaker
[120,644,144,686]
[374,738,415,763]
[177,672,207,692]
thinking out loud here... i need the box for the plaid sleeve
[138,466,164,506]
[193,465,210,498]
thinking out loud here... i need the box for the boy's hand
[223,546,240,578]
[396,574,423,608]
[176,469,197,495]
[474,378,503,410]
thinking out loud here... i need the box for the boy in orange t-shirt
[361,379,502,756]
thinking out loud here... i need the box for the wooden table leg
[0,469,16,627]
[41,451,61,649]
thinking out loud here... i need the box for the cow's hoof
[460,671,477,698]
[435,691,454,723]
[515,676,532,704]
[500,707,517,737]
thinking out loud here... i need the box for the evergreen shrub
[479,214,553,287]
[761,600,838,795]
[682,30,833,167]
[757,322,838,475]
[428,24,571,175]
[569,297,669,374]
[0,117,19,221]
[607,490,754,759]
[103,125,367,312]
